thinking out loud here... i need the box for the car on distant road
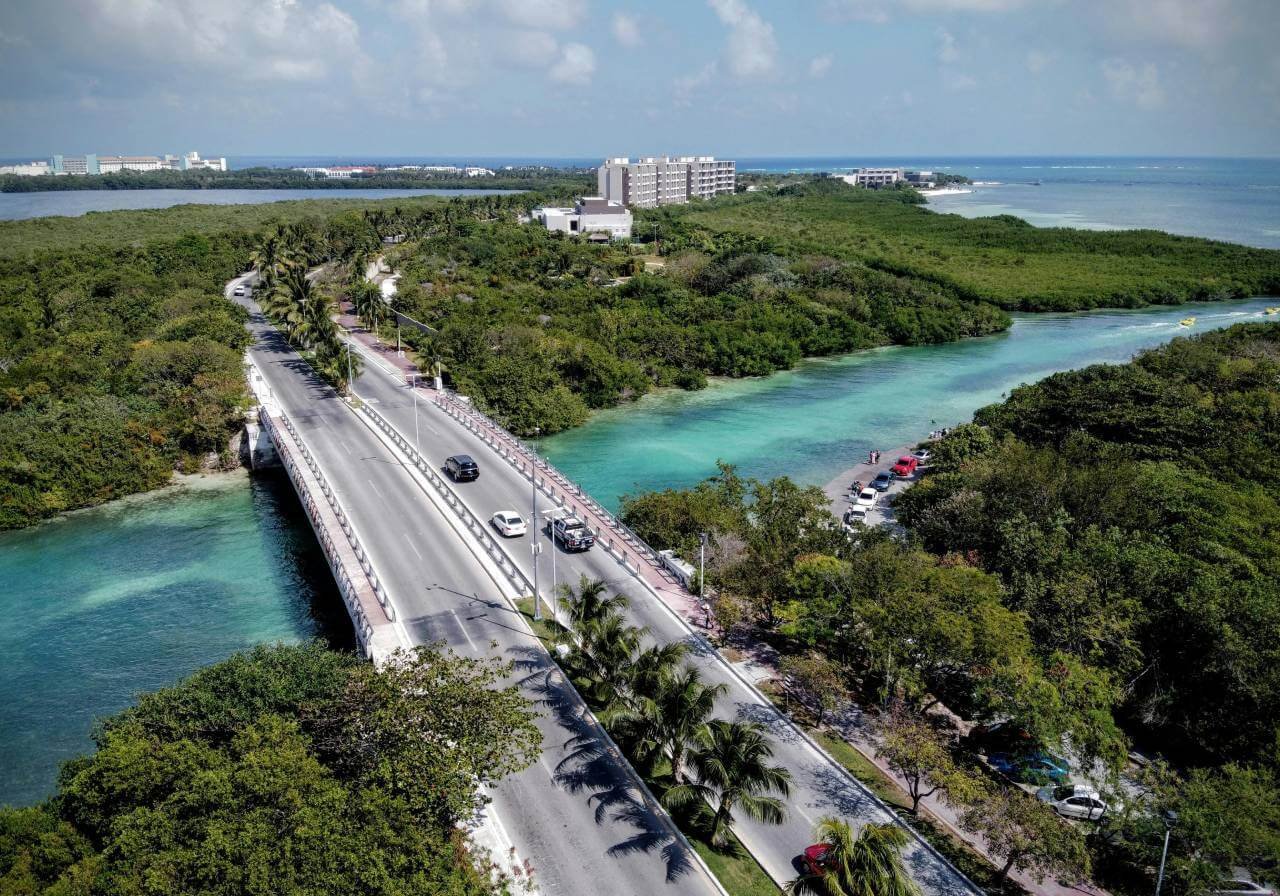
[549,515,595,552]
[1213,879,1276,896]
[233,285,246,297]
[490,511,526,537]
[871,471,894,492]
[891,455,919,477]
[854,487,878,508]
[990,750,1071,785]
[1036,784,1107,820]
[912,448,932,465]
[799,844,832,876]
[444,454,479,481]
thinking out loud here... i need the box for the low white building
[532,197,632,240]
[0,160,51,176]
[837,167,905,188]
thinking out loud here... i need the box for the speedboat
[1180,317,1196,327]
[1265,307,1279,315]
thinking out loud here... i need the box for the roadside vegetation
[619,323,1280,896]
[0,642,541,896]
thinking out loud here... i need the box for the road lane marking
[367,478,385,498]
[450,608,479,651]
[402,532,423,560]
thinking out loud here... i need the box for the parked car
[854,487,878,508]
[799,844,832,876]
[843,506,869,527]
[989,750,1071,785]
[549,515,595,552]
[444,454,479,481]
[969,720,1035,753]
[871,471,894,492]
[1213,879,1275,896]
[490,511,526,537]
[890,455,919,477]
[1037,784,1107,820]
[233,285,246,297]
[912,448,932,464]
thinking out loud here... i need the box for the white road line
[338,437,354,456]
[367,478,385,499]
[450,608,479,651]
[540,755,557,780]
[344,335,402,378]
[402,532,423,560]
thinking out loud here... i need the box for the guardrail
[429,391,682,588]
[358,400,534,599]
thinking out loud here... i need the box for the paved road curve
[344,337,982,896]
[227,276,723,896]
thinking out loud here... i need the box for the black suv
[444,454,479,481]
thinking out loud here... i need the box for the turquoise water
[0,471,347,806]
[542,298,1280,510]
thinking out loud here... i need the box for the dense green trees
[0,235,254,528]
[786,819,920,896]
[0,642,539,896]
[897,323,1280,766]
[668,182,1280,312]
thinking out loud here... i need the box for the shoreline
[821,438,934,523]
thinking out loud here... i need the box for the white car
[1036,784,1107,821]
[233,285,246,297]
[854,487,878,508]
[912,448,932,464]
[843,506,869,528]
[490,511,527,537]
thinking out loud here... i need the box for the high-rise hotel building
[597,156,736,208]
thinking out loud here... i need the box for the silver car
[1036,784,1106,820]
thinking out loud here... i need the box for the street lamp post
[1155,810,1178,896]
[346,340,353,395]
[699,531,708,603]
[410,374,420,454]
[531,427,542,620]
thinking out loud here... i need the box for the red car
[800,844,832,876]
[890,455,919,477]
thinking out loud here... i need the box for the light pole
[699,531,708,603]
[531,426,542,620]
[651,223,660,256]
[346,340,353,395]
[1155,810,1177,896]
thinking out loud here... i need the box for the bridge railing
[429,390,685,589]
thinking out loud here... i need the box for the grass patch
[691,833,781,896]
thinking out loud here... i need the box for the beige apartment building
[597,156,736,207]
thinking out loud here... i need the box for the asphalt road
[344,337,982,896]
[227,276,722,896]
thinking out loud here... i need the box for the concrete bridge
[230,272,984,896]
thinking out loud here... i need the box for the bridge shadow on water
[508,644,696,884]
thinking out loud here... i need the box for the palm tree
[350,279,388,333]
[664,719,791,847]
[249,232,286,289]
[575,612,643,709]
[786,819,920,896]
[562,576,630,630]
[620,667,726,784]
[626,642,689,706]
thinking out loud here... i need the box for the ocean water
[541,298,1280,510]
[0,471,348,806]
[0,187,520,221]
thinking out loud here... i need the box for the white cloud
[1099,0,1243,52]
[824,0,1030,21]
[942,69,978,90]
[548,41,596,84]
[936,29,960,63]
[612,11,643,47]
[1101,58,1165,108]
[809,54,833,78]
[1025,48,1052,74]
[496,0,586,30]
[674,62,718,106]
[707,0,778,79]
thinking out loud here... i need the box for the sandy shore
[822,436,939,527]
[920,186,974,197]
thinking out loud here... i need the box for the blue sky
[0,0,1277,158]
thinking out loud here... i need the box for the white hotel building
[597,156,736,208]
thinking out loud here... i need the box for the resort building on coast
[597,156,736,208]
[40,151,228,175]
